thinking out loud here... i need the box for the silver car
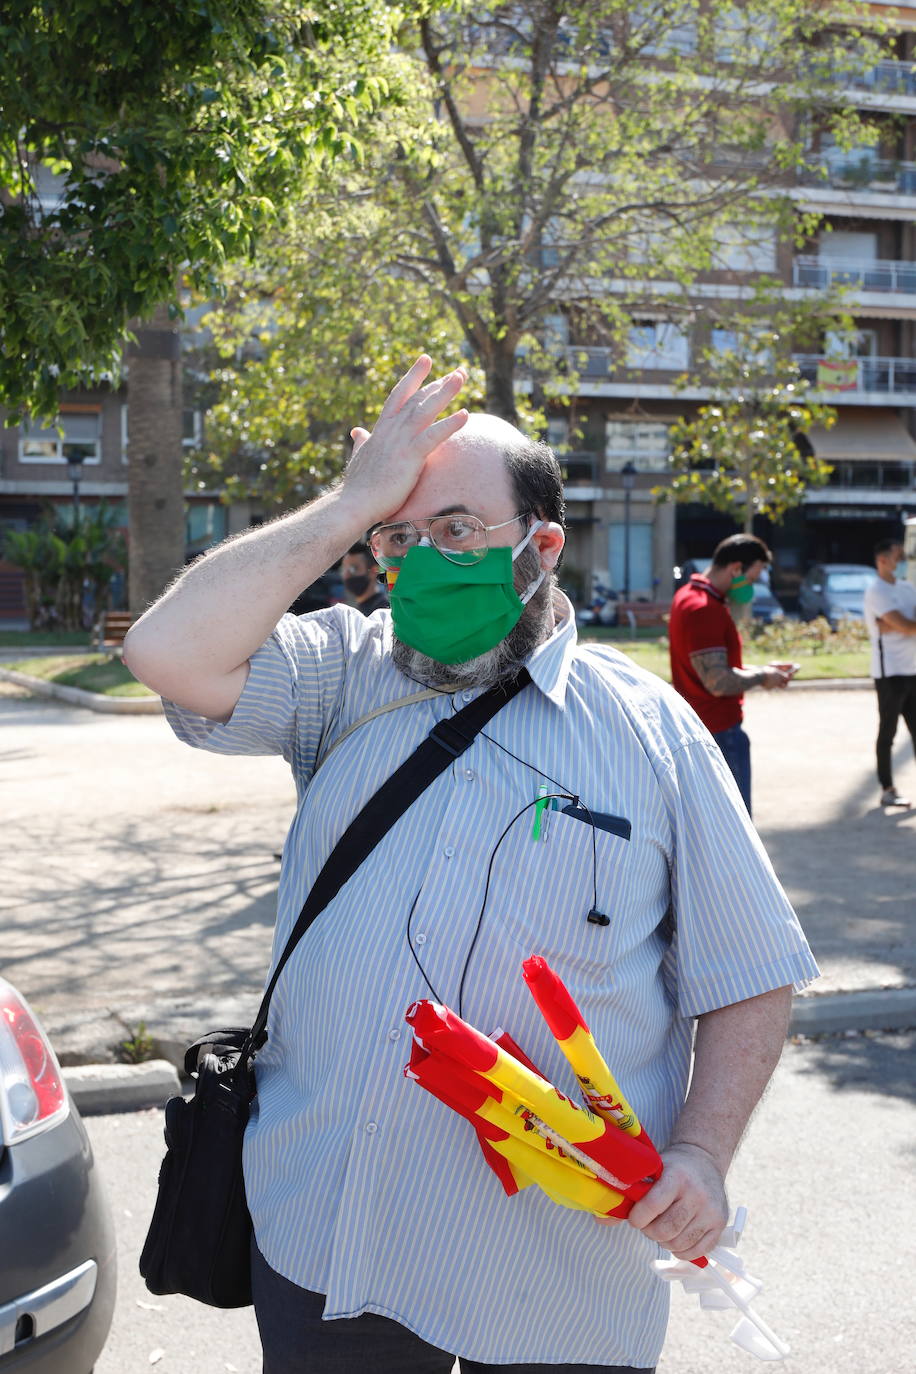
[798,563,874,627]
[0,977,116,1371]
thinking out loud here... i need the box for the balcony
[826,58,916,99]
[797,156,916,196]
[794,354,916,396]
[793,255,916,294]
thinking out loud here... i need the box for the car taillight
[0,979,68,1144]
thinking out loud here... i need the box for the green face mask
[389,534,543,665]
[728,575,754,605]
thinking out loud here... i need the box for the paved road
[4,679,916,1063]
[86,1031,916,1374]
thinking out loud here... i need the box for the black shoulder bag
[139,671,529,1308]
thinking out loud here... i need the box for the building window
[183,408,204,448]
[608,522,654,597]
[605,419,671,472]
[186,502,228,555]
[19,410,102,465]
[713,224,777,273]
[547,417,570,452]
[626,321,689,371]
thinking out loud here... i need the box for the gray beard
[391,545,555,691]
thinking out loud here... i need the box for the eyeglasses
[369,513,529,566]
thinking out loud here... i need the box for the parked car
[674,558,786,623]
[798,563,874,627]
[0,977,116,1372]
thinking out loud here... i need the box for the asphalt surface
[3,672,915,1070]
[85,1031,916,1374]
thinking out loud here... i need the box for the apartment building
[0,374,224,622]
[549,1,916,609]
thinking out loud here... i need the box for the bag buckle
[429,718,472,758]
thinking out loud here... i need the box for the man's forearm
[124,356,469,720]
[669,985,792,1175]
[690,649,768,697]
[622,986,792,1259]
[124,485,372,718]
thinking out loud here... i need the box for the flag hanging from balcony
[816,358,858,391]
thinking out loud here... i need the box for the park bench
[615,601,670,631]
[94,610,133,650]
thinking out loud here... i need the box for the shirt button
[463,769,475,781]
[415,933,427,946]
[365,1121,378,1134]
[387,1028,401,1042]
[444,845,455,858]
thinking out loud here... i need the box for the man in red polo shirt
[669,534,794,813]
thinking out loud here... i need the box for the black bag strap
[243,669,531,1057]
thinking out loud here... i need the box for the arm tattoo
[690,648,760,696]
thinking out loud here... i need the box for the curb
[61,990,915,1115]
[0,666,162,714]
[63,1060,181,1114]
[789,986,916,1037]
[787,677,871,691]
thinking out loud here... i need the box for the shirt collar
[689,573,726,604]
[524,590,577,710]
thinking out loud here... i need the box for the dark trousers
[875,675,916,789]
[712,723,752,815]
[251,1242,654,1374]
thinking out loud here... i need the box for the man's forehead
[388,415,519,520]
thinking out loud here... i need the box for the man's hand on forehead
[343,356,468,527]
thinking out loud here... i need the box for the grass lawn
[578,630,870,683]
[0,629,92,647]
[6,654,154,698]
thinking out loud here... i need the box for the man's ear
[533,521,565,570]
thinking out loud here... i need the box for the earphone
[406,783,608,1016]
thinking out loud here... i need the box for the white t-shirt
[864,575,916,677]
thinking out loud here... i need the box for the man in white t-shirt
[863,537,916,807]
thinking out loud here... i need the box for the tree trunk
[484,342,520,424]
[127,304,185,615]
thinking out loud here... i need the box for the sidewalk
[2,680,914,1102]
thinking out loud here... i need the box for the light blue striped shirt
[164,596,818,1367]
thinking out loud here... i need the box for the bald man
[126,359,816,1374]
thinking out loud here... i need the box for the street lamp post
[621,461,636,602]
[65,449,86,527]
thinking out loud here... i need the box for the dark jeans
[251,1241,654,1374]
[712,722,752,815]
[875,675,916,789]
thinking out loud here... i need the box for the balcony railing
[793,255,916,293]
[797,156,916,195]
[794,354,916,394]
[826,58,916,97]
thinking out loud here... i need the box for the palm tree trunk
[126,304,185,615]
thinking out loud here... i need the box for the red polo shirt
[668,574,743,734]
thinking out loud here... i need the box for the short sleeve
[663,736,819,1017]
[865,579,898,618]
[163,610,352,777]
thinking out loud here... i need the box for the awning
[807,414,916,463]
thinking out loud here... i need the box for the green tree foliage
[0,0,401,420]
[3,503,126,630]
[197,0,885,504]
[188,198,485,509]
[658,302,840,533]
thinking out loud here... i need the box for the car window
[826,573,868,592]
